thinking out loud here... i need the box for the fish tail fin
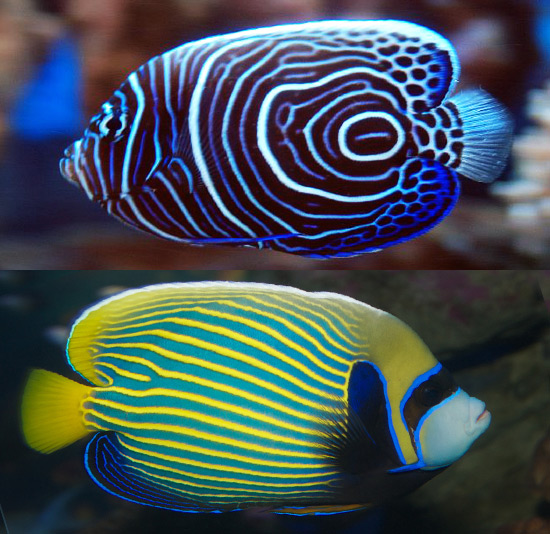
[449,89,513,183]
[21,369,93,454]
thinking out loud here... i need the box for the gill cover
[417,388,491,469]
[354,309,441,467]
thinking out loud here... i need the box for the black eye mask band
[402,366,458,440]
[98,107,128,140]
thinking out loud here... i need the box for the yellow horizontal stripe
[96,324,342,394]
[83,407,325,458]
[94,343,337,410]
[105,385,322,436]
[94,369,114,386]
[95,352,339,423]
[101,298,356,367]
[113,297,357,363]
[96,362,151,382]
[115,434,335,479]
[102,308,350,378]
[242,294,367,352]
[89,421,333,471]
[126,463,333,498]
[103,291,366,355]
[117,438,334,488]
[89,397,321,448]
[260,292,364,342]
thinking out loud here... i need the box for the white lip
[60,139,81,184]
[466,398,491,436]
[476,408,490,423]
[418,389,491,469]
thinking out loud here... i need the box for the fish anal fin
[85,433,223,513]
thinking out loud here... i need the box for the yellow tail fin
[21,369,93,454]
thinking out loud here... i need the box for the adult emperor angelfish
[59,20,513,258]
[21,282,491,515]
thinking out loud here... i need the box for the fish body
[60,20,513,258]
[21,282,491,514]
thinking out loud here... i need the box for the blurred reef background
[1,0,550,268]
[0,270,548,533]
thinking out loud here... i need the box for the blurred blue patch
[535,0,550,66]
[9,34,83,139]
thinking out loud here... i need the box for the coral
[532,429,550,502]
[494,427,550,534]
[492,81,550,256]
[496,517,550,534]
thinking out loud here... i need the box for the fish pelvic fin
[447,89,513,183]
[21,369,93,453]
[272,503,371,515]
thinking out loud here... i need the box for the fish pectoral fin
[316,362,400,475]
[85,433,224,513]
[271,503,370,516]
[142,155,197,196]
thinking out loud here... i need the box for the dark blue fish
[60,20,513,258]
[21,282,491,515]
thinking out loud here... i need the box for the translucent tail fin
[21,369,93,454]
[450,89,513,183]
[0,503,9,534]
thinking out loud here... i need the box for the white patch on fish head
[60,91,138,203]
[59,134,98,200]
[417,388,491,469]
[59,138,82,186]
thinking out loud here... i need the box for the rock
[383,327,550,534]
[532,430,550,501]
[496,517,550,534]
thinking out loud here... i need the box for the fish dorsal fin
[65,281,364,386]
[66,287,169,385]
[67,285,199,385]
[359,20,459,113]
[272,503,370,516]
[199,20,458,113]
[85,433,224,513]
[263,20,459,113]
[64,282,279,384]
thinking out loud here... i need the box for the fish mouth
[476,408,490,423]
[471,404,491,436]
[465,398,491,436]
[59,140,81,187]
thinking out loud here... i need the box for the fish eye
[415,382,445,407]
[98,104,128,140]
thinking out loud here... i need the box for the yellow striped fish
[20,282,491,515]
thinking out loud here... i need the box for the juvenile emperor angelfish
[60,20,513,258]
[21,282,491,515]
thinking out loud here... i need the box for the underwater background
[1,1,550,532]
[1,0,550,268]
[0,270,548,533]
